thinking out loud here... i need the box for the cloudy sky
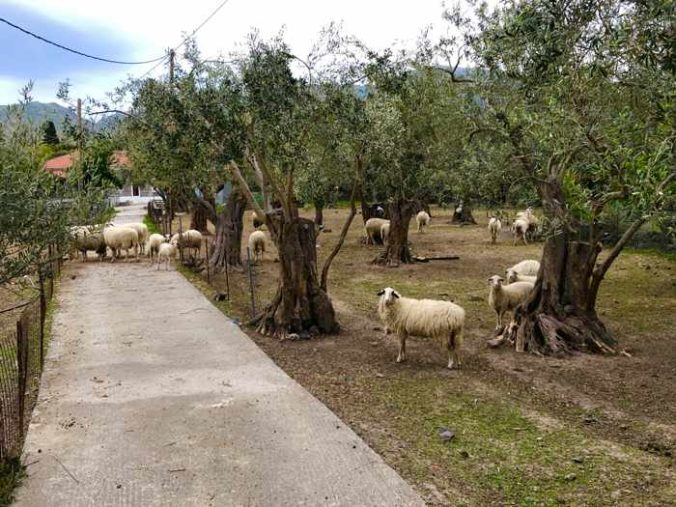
[0,0,455,105]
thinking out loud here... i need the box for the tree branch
[228,161,266,220]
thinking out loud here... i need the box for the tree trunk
[190,200,210,233]
[209,188,247,270]
[373,199,414,266]
[451,203,477,224]
[314,202,324,227]
[254,214,338,337]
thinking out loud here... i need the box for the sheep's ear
[377,289,385,296]
[392,291,401,299]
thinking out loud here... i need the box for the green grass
[143,214,161,235]
[0,458,24,506]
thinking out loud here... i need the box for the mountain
[0,101,122,133]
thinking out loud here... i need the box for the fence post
[16,320,26,433]
[224,249,230,301]
[205,240,211,284]
[246,247,256,319]
[38,270,46,370]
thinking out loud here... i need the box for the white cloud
[2,0,458,104]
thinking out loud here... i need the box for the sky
[0,0,457,106]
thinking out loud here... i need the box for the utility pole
[169,49,176,84]
[77,98,83,190]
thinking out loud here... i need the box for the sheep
[377,287,465,369]
[380,222,390,244]
[487,275,534,331]
[515,207,539,241]
[70,226,107,262]
[511,218,530,245]
[248,230,266,262]
[505,259,541,283]
[416,211,430,233]
[147,233,167,263]
[124,223,149,254]
[156,243,177,271]
[488,217,502,244]
[252,211,265,229]
[103,226,139,262]
[170,230,203,260]
[364,218,389,245]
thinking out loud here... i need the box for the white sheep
[70,226,106,262]
[364,218,389,245]
[147,233,167,263]
[488,217,502,244]
[416,211,430,233]
[508,273,537,284]
[377,287,465,369]
[505,259,541,283]
[515,208,539,241]
[380,222,390,244]
[252,210,265,229]
[156,242,177,271]
[103,226,139,262]
[487,275,534,331]
[170,230,203,260]
[248,230,266,262]
[124,223,149,254]
[512,218,530,245]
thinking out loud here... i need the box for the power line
[0,16,166,65]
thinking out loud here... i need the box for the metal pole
[246,248,256,319]
[205,240,210,284]
[38,269,46,370]
[16,320,25,432]
[178,214,184,265]
[224,248,230,301]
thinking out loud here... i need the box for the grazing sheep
[156,243,177,271]
[103,226,139,262]
[515,207,539,241]
[488,217,502,244]
[252,210,265,229]
[507,273,537,284]
[487,275,534,331]
[248,230,266,262]
[124,223,149,254]
[380,222,390,244]
[377,287,465,369]
[364,218,389,245]
[170,230,203,260]
[147,233,167,263]
[512,218,530,245]
[70,226,106,262]
[416,211,430,232]
[505,259,541,283]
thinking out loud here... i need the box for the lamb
[147,233,167,263]
[364,218,389,245]
[488,217,502,244]
[103,226,139,262]
[505,259,541,283]
[70,226,106,261]
[377,287,465,369]
[156,242,177,271]
[248,230,266,262]
[487,275,534,331]
[170,230,203,259]
[380,222,390,244]
[416,211,430,232]
[124,223,149,254]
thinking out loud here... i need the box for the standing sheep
[103,226,139,262]
[147,233,167,263]
[416,211,430,233]
[505,259,541,283]
[511,218,530,245]
[377,287,465,369]
[248,230,266,262]
[156,243,177,271]
[380,222,390,245]
[487,275,534,331]
[252,211,265,229]
[488,217,502,244]
[170,230,203,260]
[364,218,389,245]
[70,226,107,262]
[124,223,149,254]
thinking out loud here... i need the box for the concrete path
[15,206,423,506]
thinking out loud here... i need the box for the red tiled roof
[43,150,131,177]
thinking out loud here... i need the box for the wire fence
[0,253,60,459]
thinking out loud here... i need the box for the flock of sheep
[371,207,542,369]
[69,223,203,270]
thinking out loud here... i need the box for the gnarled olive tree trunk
[373,199,414,266]
[190,201,209,233]
[209,188,247,270]
[254,212,338,337]
[314,201,324,227]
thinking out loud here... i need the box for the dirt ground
[180,206,675,506]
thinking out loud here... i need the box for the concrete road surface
[14,206,423,506]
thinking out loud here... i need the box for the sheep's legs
[495,311,503,332]
[396,332,407,363]
[446,333,461,369]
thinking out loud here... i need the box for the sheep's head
[505,269,518,284]
[377,287,401,305]
[488,275,504,288]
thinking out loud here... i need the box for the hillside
[0,102,121,132]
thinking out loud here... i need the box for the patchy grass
[0,458,24,507]
[143,214,162,235]
[179,206,675,506]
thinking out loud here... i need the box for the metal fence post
[246,247,256,319]
[16,320,26,432]
[205,240,211,284]
[224,249,230,301]
[38,270,46,370]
